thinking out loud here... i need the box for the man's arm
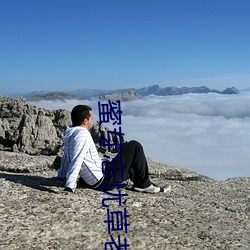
[64,131,89,193]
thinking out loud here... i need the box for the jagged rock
[0,96,126,155]
[17,112,60,155]
[0,96,70,155]
[99,90,140,101]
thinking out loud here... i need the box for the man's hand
[57,187,74,195]
[59,190,73,195]
[63,187,74,193]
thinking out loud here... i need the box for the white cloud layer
[30,92,250,181]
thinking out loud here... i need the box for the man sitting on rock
[57,105,171,194]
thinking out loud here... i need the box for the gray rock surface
[0,151,55,173]
[0,96,123,155]
[0,96,70,155]
[0,95,249,249]
[0,152,249,249]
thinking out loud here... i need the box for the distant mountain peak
[99,90,140,101]
[131,85,240,96]
[15,84,240,101]
[27,91,81,101]
[222,87,240,94]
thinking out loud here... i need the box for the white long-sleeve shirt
[57,126,104,192]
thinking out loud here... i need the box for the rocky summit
[0,96,121,156]
[0,96,249,249]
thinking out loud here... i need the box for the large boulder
[17,111,60,154]
[0,96,126,155]
[0,96,71,155]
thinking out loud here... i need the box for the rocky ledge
[0,96,249,249]
[0,95,123,155]
[0,151,249,249]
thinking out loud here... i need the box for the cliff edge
[0,96,249,249]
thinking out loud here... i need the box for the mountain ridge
[9,84,240,101]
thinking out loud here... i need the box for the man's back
[58,126,103,191]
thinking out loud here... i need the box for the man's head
[71,105,93,131]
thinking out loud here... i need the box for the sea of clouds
[30,92,250,181]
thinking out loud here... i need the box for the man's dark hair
[71,105,92,126]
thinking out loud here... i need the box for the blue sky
[0,0,250,95]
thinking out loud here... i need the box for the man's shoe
[160,184,171,193]
[133,183,171,193]
[133,183,161,193]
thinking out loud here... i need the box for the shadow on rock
[0,172,65,193]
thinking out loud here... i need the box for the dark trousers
[99,140,151,190]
